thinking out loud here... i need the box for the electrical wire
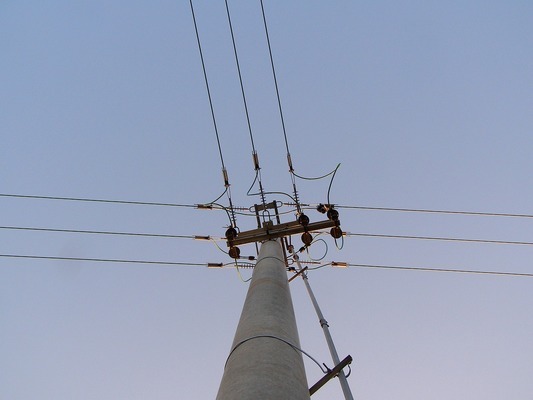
[309,262,533,278]
[292,164,340,181]
[0,193,259,216]
[0,225,204,240]
[326,164,340,206]
[344,232,533,246]
[5,193,531,220]
[0,193,198,208]
[4,253,531,278]
[335,204,533,219]
[0,254,208,267]
[224,0,267,208]
[189,0,237,228]
[259,0,302,214]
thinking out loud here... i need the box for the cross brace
[227,219,339,247]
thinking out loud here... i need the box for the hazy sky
[1,1,532,399]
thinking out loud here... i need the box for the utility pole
[216,239,309,400]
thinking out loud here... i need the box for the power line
[259,0,302,214]
[224,0,267,207]
[3,253,530,278]
[4,193,532,220]
[0,193,256,215]
[335,204,533,219]
[345,232,533,246]
[0,225,214,240]
[0,254,209,267]
[344,263,533,278]
[3,225,531,248]
[0,193,198,208]
[189,0,237,228]
[307,262,533,278]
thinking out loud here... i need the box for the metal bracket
[309,355,352,396]
[227,219,339,247]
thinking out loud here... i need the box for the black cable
[326,164,340,206]
[189,0,225,172]
[189,0,237,228]
[224,0,267,207]
[0,193,197,208]
[260,0,289,156]
[224,0,256,154]
[343,263,533,278]
[345,232,533,246]
[259,0,302,214]
[0,225,208,240]
[335,204,533,219]
[0,254,208,267]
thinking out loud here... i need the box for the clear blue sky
[1,1,532,399]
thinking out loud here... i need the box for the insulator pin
[297,213,310,227]
[327,208,339,221]
[301,232,313,246]
[225,227,238,241]
[330,226,343,239]
[229,246,241,259]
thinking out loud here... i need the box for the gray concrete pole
[216,239,309,400]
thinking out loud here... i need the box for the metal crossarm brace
[227,219,339,247]
[309,355,353,396]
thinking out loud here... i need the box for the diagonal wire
[189,0,237,228]
[224,0,267,207]
[259,0,302,214]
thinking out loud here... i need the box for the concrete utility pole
[216,239,309,400]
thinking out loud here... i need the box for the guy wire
[190,0,237,227]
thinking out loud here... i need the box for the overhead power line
[345,232,533,246]
[259,0,302,213]
[0,225,215,240]
[189,0,237,228]
[335,204,533,219]
[2,254,531,278]
[2,225,531,248]
[224,0,267,207]
[343,263,533,278]
[308,262,533,278]
[0,193,254,214]
[0,254,209,267]
[3,193,532,220]
[0,193,197,208]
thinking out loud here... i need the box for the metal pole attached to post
[294,254,354,400]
